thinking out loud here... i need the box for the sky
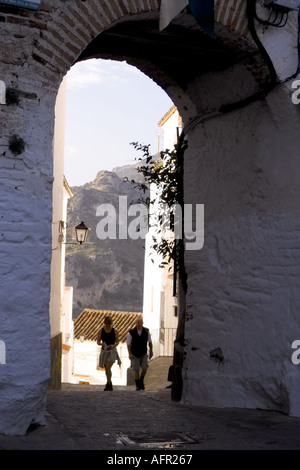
[63,59,173,187]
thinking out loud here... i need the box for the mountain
[65,164,149,318]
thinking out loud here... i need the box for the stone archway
[0,0,299,435]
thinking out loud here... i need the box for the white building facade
[49,77,74,388]
[143,106,182,358]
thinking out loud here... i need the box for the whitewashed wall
[61,286,73,383]
[0,84,56,434]
[182,80,300,415]
[73,341,131,386]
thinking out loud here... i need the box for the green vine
[128,137,188,269]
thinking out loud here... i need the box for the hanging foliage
[127,137,188,268]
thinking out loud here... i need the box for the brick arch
[26,0,272,93]
[30,0,161,90]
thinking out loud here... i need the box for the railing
[150,328,177,357]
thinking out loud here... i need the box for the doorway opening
[53,57,179,389]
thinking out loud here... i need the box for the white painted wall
[50,76,68,338]
[181,79,300,416]
[158,107,182,153]
[72,341,131,386]
[50,77,74,385]
[61,286,74,383]
[143,107,181,357]
[0,83,56,434]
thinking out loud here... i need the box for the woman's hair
[104,315,113,325]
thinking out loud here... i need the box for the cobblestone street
[0,358,299,454]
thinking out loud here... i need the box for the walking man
[127,316,153,390]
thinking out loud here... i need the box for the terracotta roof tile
[73,309,142,343]
[158,104,182,127]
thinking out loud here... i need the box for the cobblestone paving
[0,358,300,451]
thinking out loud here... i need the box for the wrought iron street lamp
[58,220,90,245]
[75,221,90,245]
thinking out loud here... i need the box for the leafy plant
[128,137,188,270]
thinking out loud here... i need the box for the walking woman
[97,316,121,391]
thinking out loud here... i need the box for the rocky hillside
[65,164,148,318]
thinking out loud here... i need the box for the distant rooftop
[158,105,182,127]
[73,309,142,343]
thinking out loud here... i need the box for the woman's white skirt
[99,348,121,368]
